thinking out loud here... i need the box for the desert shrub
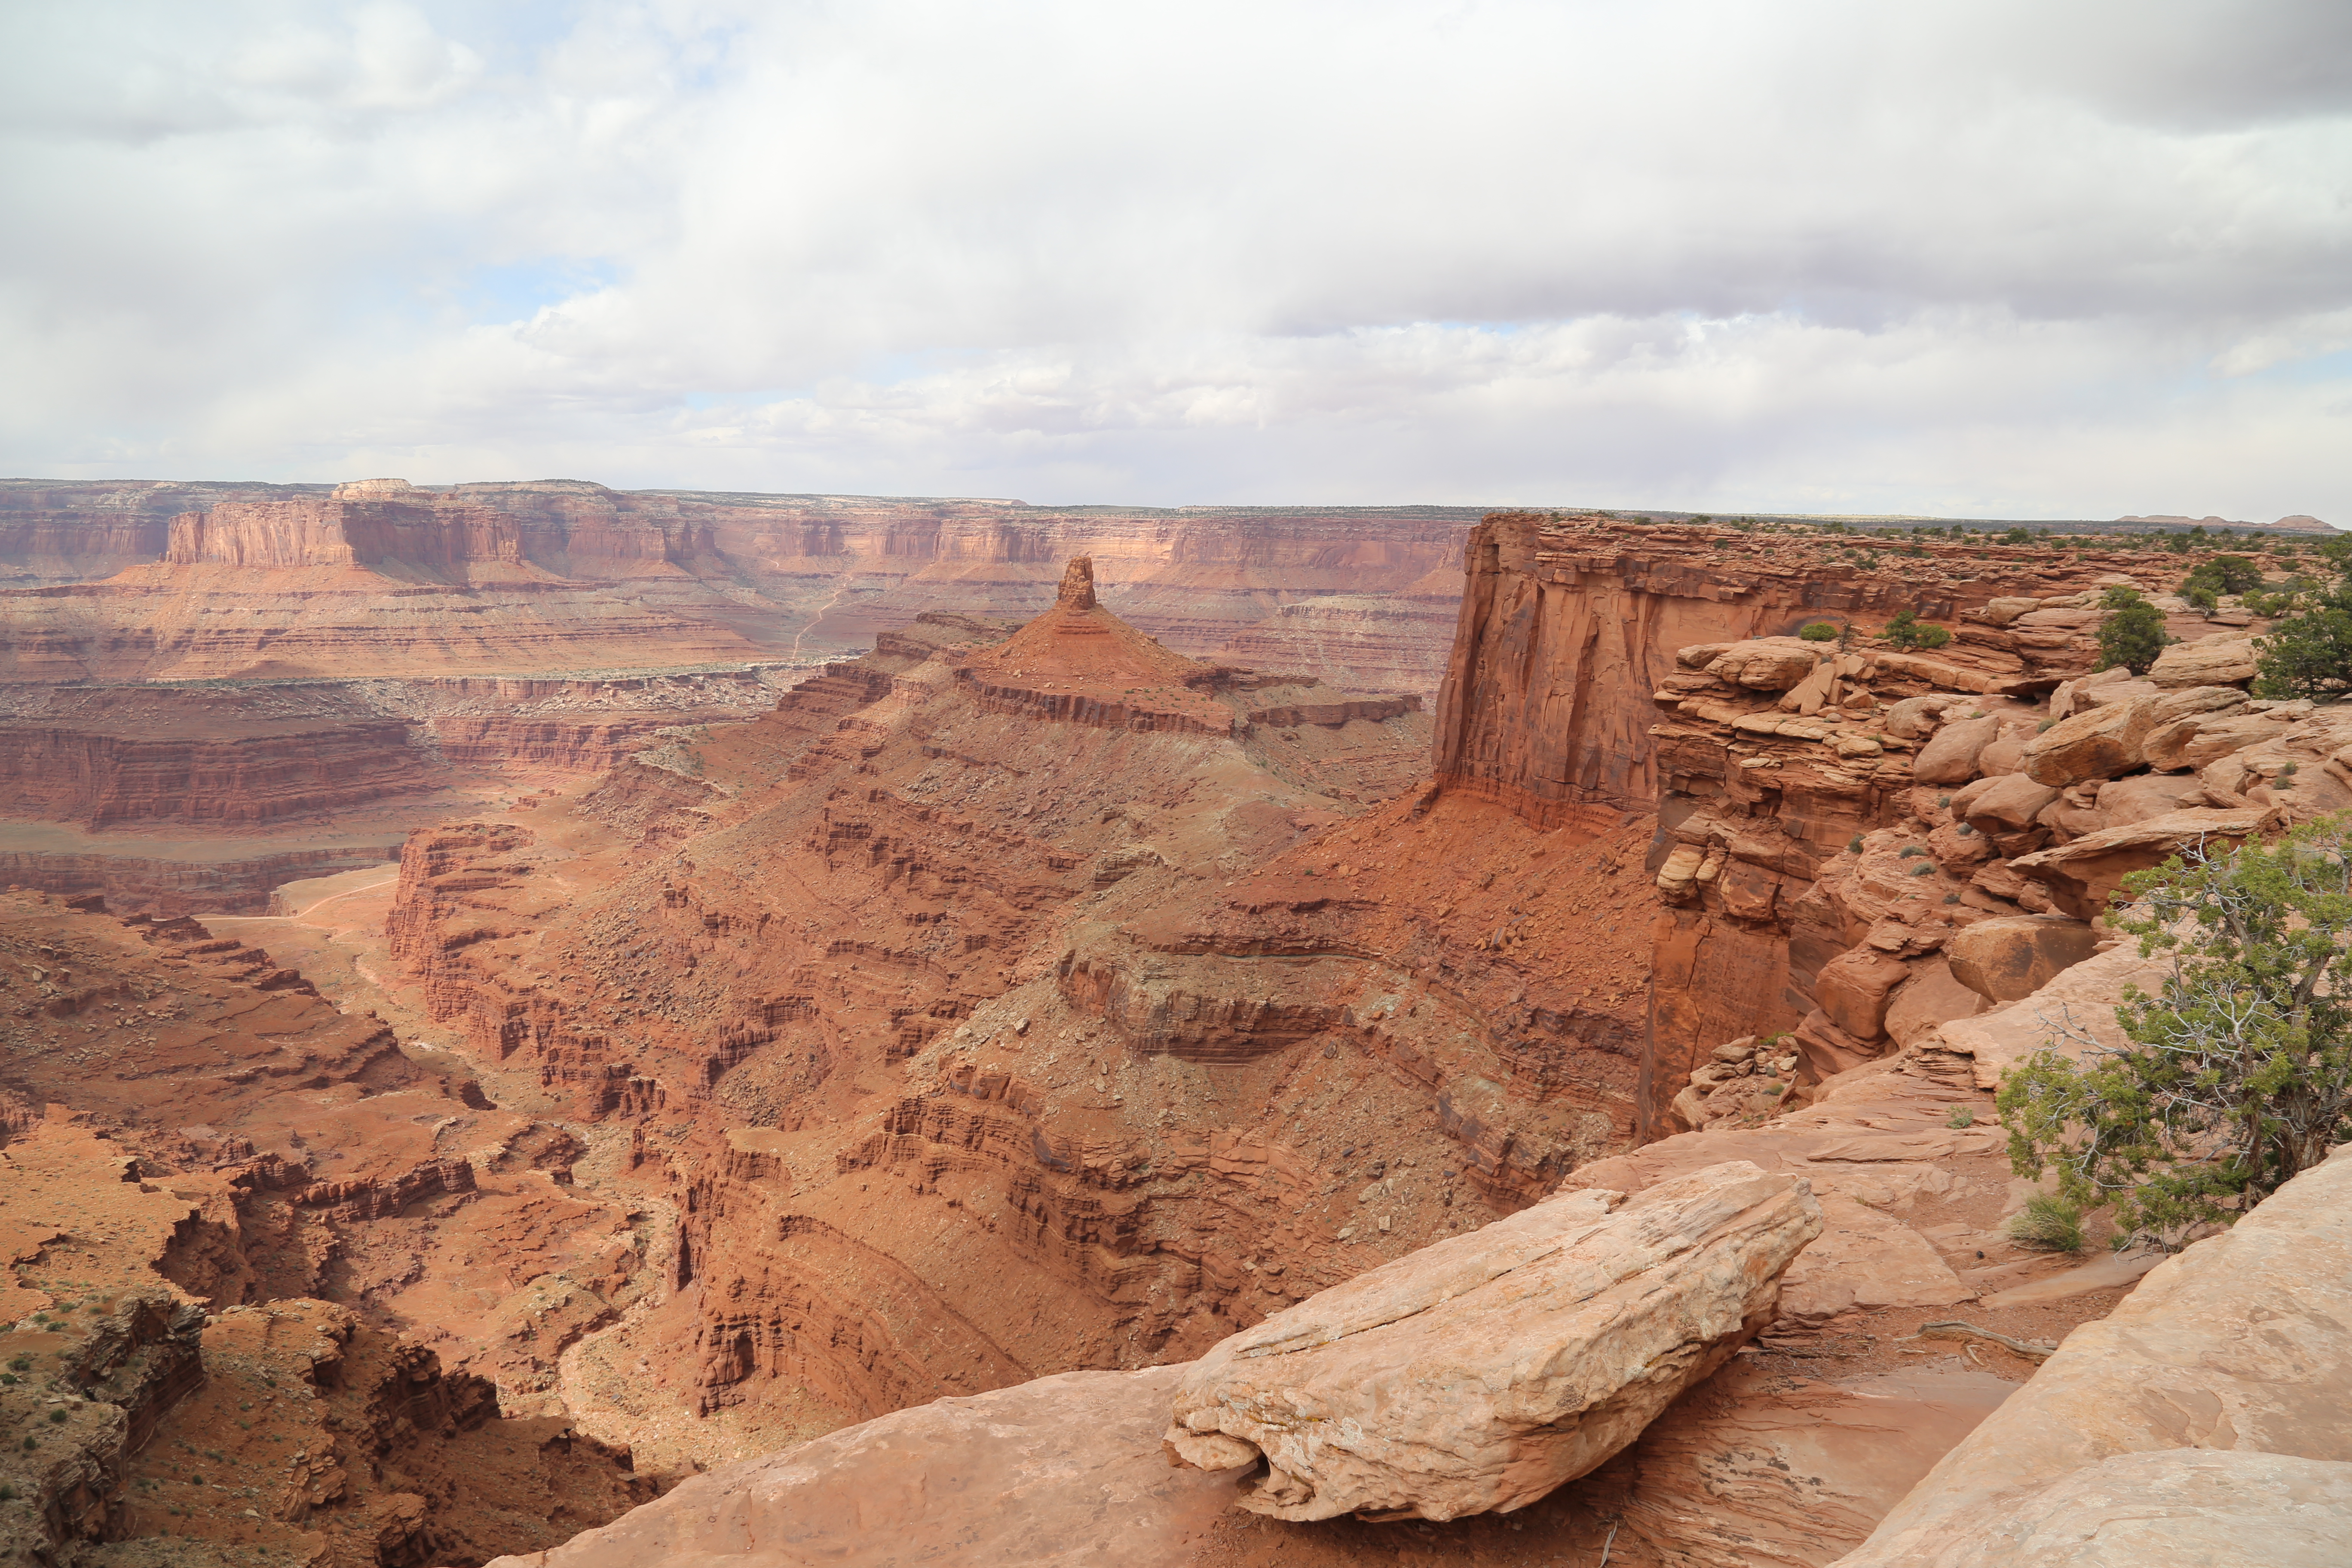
[1997,816,2352,1248]
[2182,554,2263,597]
[1946,1105,1976,1129]
[2094,587,2169,675]
[2254,595,2352,700]
[1881,609,1952,650]
[1847,834,1865,853]
[2006,1194,2085,1252]
[1798,621,1839,642]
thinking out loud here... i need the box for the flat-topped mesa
[953,556,1237,734]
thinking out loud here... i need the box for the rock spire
[1057,555,1097,611]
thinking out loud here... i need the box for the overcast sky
[3,1,2348,520]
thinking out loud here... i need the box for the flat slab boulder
[2019,698,2162,786]
[1945,915,2097,1003]
[1163,1161,1822,1522]
[2148,635,2259,689]
[1704,638,1827,691]
[2009,805,2275,918]
[1776,1194,1969,1326]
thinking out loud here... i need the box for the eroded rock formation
[1164,1161,1822,1521]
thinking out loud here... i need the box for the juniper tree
[1997,818,2352,1249]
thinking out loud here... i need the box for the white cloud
[2,0,2347,521]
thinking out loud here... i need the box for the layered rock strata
[1,478,1478,695]
[380,589,1639,1464]
[0,891,656,1562]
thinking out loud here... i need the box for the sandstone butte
[0,503,2346,1564]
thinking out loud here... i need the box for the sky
[3,1,2349,521]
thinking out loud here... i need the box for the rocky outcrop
[1833,1144,2352,1567]
[0,709,436,829]
[483,1366,1238,1568]
[1432,514,2126,830]
[1164,1162,1822,1521]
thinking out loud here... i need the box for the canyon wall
[1423,511,2252,1132]
[1,478,1476,693]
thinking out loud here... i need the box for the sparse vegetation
[1998,816,2352,1249]
[1798,621,1839,643]
[2254,579,2352,700]
[1946,1105,1976,1129]
[2006,1194,2085,1252]
[1881,609,1951,650]
[2094,586,2170,676]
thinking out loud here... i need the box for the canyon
[0,489,2343,1564]
[0,480,1472,915]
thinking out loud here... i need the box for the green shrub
[1946,1105,1976,1129]
[2006,1194,2086,1252]
[2095,589,2170,676]
[2183,554,2262,596]
[1798,621,1839,642]
[2254,597,2352,700]
[1998,816,2352,1248]
[1910,864,1936,877]
[1879,609,1956,651]
[1898,845,1926,858]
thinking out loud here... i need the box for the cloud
[2,0,2347,522]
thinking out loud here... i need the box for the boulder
[1881,694,1952,740]
[2049,665,2138,721]
[1775,1195,1969,1326]
[1912,715,2002,785]
[2019,697,2161,786]
[1815,949,1915,1041]
[1792,1008,1887,1081]
[2148,635,2260,689]
[2093,771,2207,826]
[1830,1145,2352,1568]
[2070,675,2162,711]
[1945,916,2098,1004]
[2008,805,2276,920]
[1978,597,2040,628]
[1926,821,1995,872]
[1162,1162,1823,1522]
[2177,713,2287,769]
[478,1365,1244,1568]
[1882,958,1990,1049]
[1971,725,2033,778]
[1705,639,1825,692]
[1960,774,2061,834]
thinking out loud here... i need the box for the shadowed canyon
[0,488,2345,1565]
